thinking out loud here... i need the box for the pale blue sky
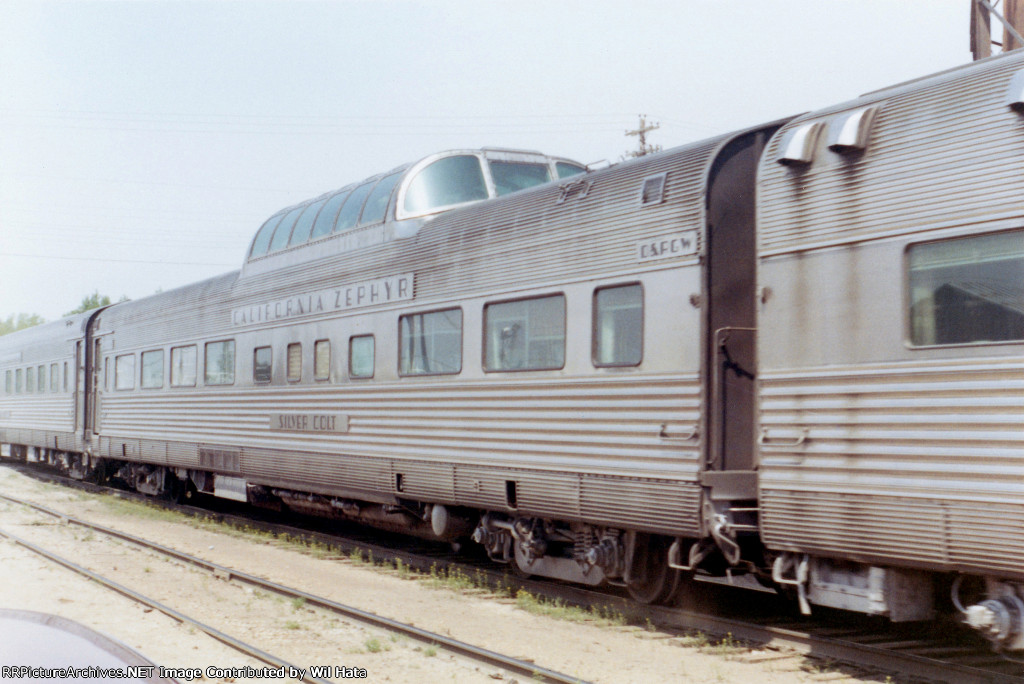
[1,1,971,320]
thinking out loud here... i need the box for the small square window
[115,354,135,390]
[484,295,565,371]
[141,350,164,389]
[908,229,1024,346]
[594,284,643,367]
[287,343,302,382]
[204,340,235,385]
[314,340,331,380]
[171,346,197,387]
[399,309,462,376]
[349,335,375,379]
[254,346,272,384]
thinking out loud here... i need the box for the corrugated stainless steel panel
[759,357,1024,578]
[392,461,455,501]
[97,375,702,478]
[759,51,1024,255]
[580,477,701,535]
[96,374,704,534]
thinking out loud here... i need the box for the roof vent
[1005,69,1024,112]
[776,122,823,166]
[828,106,879,154]
[640,173,667,205]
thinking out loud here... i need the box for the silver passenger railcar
[0,312,96,471]
[76,135,786,603]
[758,53,1024,649]
[1,54,1022,650]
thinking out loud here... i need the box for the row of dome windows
[248,154,585,260]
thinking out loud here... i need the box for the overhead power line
[0,252,235,267]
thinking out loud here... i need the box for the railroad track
[0,489,588,684]
[3,461,1023,684]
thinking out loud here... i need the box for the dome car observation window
[250,213,284,258]
[334,181,376,233]
[556,162,586,178]
[289,198,328,247]
[268,206,304,253]
[488,161,551,196]
[358,172,402,226]
[403,155,487,215]
[310,189,352,241]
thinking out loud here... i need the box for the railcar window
[288,198,328,247]
[50,363,59,392]
[26,366,35,393]
[170,345,197,387]
[909,229,1024,345]
[310,189,351,241]
[556,162,586,179]
[141,350,164,389]
[63,362,68,392]
[484,295,565,371]
[399,309,463,376]
[489,161,551,197]
[16,369,24,393]
[37,365,45,393]
[314,340,331,380]
[287,343,302,382]
[349,335,374,378]
[204,341,235,385]
[115,354,135,391]
[334,181,375,233]
[253,346,272,384]
[268,206,304,254]
[359,172,402,226]
[594,284,643,367]
[250,213,284,259]
[4,371,11,394]
[403,156,487,215]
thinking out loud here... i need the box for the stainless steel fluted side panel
[96,374,704,534]
[759,358,1024,577]
[759,52,1024,255]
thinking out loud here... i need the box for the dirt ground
[0,467,891,683]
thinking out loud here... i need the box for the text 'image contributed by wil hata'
[1,664,369,680]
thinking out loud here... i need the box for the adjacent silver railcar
[0,312,96,470]
[1,54,1022,649]
[758,53,1024,649]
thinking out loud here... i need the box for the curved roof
[246,148,585,265]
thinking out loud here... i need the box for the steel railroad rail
[0,490,589,684]
[3,464,1023,684]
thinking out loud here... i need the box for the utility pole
[971,0,1024,60]
[624,115,662,159]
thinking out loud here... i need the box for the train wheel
[627,534,680,605]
